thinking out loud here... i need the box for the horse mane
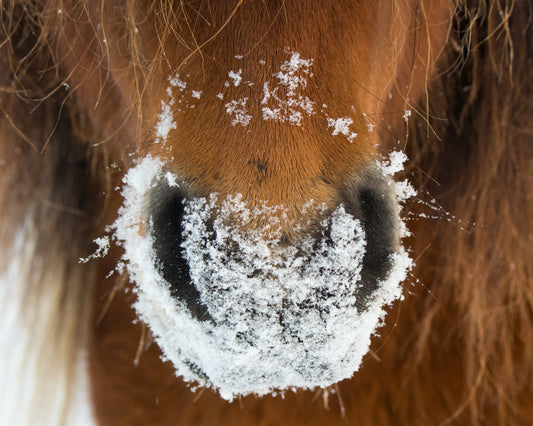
[0,3,103,423]
[0,1,532,425]
[406,1,533,423]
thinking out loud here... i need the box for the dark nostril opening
[358,189,398,296]
[342,166,400,309]
[149,184,212,322]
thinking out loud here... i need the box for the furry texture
[0,1,532,425]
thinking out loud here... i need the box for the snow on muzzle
[111,156,412,401]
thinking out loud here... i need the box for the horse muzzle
[111,156,410,400]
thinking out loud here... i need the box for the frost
[191,90,202,99]
[225,98,252,126]
[110,153,413,401]
[327,117,358,142]
[402,109,412,121]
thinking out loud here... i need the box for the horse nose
[148,162,400,320]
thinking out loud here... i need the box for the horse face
[56,0,450,399]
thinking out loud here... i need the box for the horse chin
[111,155,412,401]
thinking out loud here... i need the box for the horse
[1,1,532,425]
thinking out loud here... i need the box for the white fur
[0,223,95,426]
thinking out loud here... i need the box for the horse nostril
[342,165,400,308]
[359,189,399,291]
[149,184,212,322]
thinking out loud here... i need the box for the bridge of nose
[159,121,375,218]
[151,63,378,207]
[146,11,385,212]
[141,2,399,210]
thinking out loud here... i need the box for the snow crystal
[394,180,417,204]
[154,74,204,142]
[377,151,416,237]
[228,69,242,87]
[169,76,187,91]
[155,101,176,143]
[379,150,408,176]
[109,152,413,401]
[274,51,313,93]
[261,50,315,125]
[225,98,252,126]
[154,75,184,143]
[79,236,110,264]
[165,172,179,187]
[327,117,358,142]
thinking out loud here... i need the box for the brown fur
[1,1,532,425]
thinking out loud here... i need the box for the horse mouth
[112,156,411,400]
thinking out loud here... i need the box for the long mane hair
[406,2,533,423]
[1,1,532,425]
